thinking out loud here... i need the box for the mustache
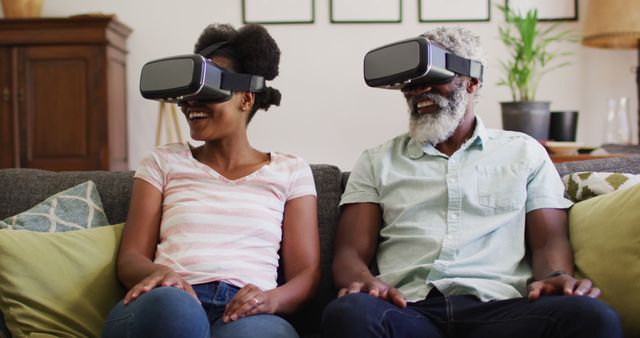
[411,93,448,107]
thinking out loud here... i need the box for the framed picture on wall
[419,0,491,22]
[330,0,402,23]
[506,0,578,21]
[242,0,315,24]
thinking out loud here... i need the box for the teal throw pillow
[0,181,109,232]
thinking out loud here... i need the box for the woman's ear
[240,92,255,112]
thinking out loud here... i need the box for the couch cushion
[287,164,342,334]
[562,172,640,202]
[569,183,640,337]
[1,181,109,232]
[0,224,125,338]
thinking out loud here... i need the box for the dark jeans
[102,282,298,338]
[322,289,622,338]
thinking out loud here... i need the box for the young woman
[102,24,320,338]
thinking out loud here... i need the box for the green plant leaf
[496,4,575,102]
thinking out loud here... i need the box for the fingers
[224,284,271,323]
[527,281,544,301]
[387,287,407,308]
[571,279,592,296]
[528,277,600,301]
[338,280,406,308]
[183,282,200,303]
[124,270,195,305]
[338,282,365,297]
[124,274,165,305]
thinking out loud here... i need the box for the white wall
[7,0,637,170]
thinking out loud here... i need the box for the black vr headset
[139,42,265,104]
[363,35,484,90]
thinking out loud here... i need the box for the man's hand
[338,277,407,308]
[528,273,601,301]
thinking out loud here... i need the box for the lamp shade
[582,0,640,49]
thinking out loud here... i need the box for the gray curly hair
[422,26,487,97]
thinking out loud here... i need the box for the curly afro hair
[194,23,281,123]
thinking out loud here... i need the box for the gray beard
[408,84,468,146]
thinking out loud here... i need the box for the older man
[322,26,621,338]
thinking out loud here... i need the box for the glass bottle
[603,97,631,145]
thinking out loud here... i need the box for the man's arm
[332,202,406,308]
[526,208,600,300]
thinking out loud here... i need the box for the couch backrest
[2,156,640,334]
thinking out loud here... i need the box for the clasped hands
[123,268,277,322]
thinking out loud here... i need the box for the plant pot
[549,111,578,142]
[501,101,551,141]
[2,0,43,18]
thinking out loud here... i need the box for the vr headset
[139,42,265,103]
[363,35,484,90]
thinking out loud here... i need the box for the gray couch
[1,156,640,338]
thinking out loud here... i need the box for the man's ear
[467,78,480,94]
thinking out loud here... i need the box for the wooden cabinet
[0,17,131,171]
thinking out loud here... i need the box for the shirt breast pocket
[476,164,527,210]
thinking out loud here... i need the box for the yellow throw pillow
[0,223,125,338]
[569,184,640,337]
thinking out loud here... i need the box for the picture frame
[419,0,491,23]
[242,0,315,24]
[505,0,578,21]
[330,0,402,24]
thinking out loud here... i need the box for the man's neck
[434,112,476,157]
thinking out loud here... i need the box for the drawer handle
[2,88,9,102]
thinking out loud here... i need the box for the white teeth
[188,111,208,119]
[417,100,435,108]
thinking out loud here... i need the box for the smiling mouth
[187,111,210,121]
[416,99,435,109]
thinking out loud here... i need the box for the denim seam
[380,307,424,336]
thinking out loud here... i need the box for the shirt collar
[406,116,487,160]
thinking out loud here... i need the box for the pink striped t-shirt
[134,142,317,291]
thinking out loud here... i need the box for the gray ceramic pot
[501,101,551,140]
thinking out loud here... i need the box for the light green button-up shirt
[340,117,573,302]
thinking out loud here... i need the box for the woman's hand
[123,267,197,305]
[223,283,278,323]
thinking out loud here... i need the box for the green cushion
[0,181,110,232]
[563,171,640,202]
[569,184,640,337]
[0,224,126,338]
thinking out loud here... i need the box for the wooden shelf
[550,154,626,163]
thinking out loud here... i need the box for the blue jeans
[102,282,299,338]
[322,289,622,338]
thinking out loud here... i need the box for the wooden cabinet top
[0,16,132,51]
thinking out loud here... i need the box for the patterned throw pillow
[0,181,109,232]
[562,172,640,202]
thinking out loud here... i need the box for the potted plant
[497,4,574,140]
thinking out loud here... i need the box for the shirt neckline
[184,142,273,183]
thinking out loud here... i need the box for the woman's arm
[223,194,320,321]
[117,178,196,303]
[269,194,321,313]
